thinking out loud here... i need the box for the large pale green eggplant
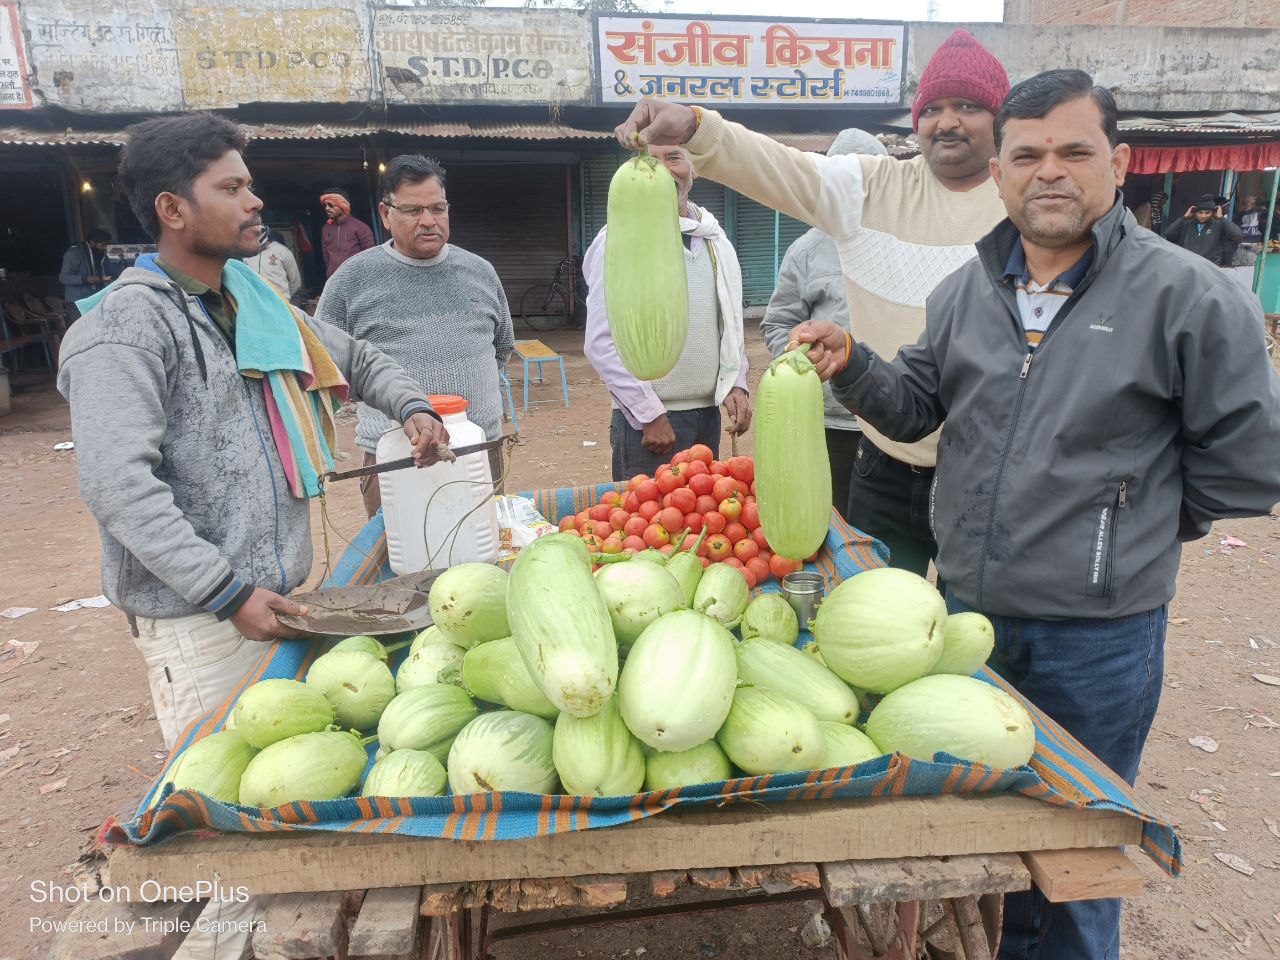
[754,349,831,560]
[508,534,618,718]
[604,156,688,381]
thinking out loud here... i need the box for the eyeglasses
[384,201,450,219]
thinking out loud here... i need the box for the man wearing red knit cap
[613,28,1010,592]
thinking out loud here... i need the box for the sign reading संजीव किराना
[596,16,905,107]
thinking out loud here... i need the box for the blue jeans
[609,407,721,482]
[946,593,1167,960]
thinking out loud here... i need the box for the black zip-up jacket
[832,201,1280,620]
[1162,216,1242,266]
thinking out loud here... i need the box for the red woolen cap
[911,29,1011,132]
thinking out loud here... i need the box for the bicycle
[519,257,585,331]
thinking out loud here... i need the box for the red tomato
[709,460,729,476]
[685,459,710,478]
[751,526,770,550]
[694,494,718,515]
[702,511,727,535]
[628,474,650,492]
[658,506,685,535]
[581,533,602,551]
[740,501,760,531]
[806,550,821,563]
[588,503,611,523]
[724,556,745,570]
[705,535,732,562]
[740,567,757,588]
[638,500,661,522]
[769,553,800,579]
[718,497,743,522]
[659,544,675,556]
[558,515,576,532]
[750,480,757,497]
[688,443,714,465]
[609,508,630,531]
[622,492,641,513]
[671,450,690,465]
[600,535,624,554]
[656,464,688,494]
[746,556,771,584]
[724,521,748,544]
[728,457,754,483]
[562,528,582,538]
[592,519,613,540]
[623,515,648,538]
[688,473,715,497]
[643,524,670,548]
[636,479,661,504]
[622,534,646,552]
[733,538,759,561]
[576,510,590,527]
[661,493,673,509]
[699,556,711,568]
[712,476,747,503]
[601,490,622,507]
[684,512,705,533]
[668,487,697,514]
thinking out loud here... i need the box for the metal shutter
[446,163,571,307]
[732,194,807,305]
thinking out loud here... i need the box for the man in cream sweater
[614,29,1009,582]
[584,145,751,480]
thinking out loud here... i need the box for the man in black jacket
[1162,193,1242,265]
[790,70,1280,960]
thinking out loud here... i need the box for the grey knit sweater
[316,241,515,451]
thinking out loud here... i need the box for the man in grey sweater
[761,129,886,515]
[316,154,515,516]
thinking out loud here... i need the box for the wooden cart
[82,792,1147,960]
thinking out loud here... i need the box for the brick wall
[1003,0,1280,27]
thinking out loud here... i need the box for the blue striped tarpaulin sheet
[103,484,1180,877]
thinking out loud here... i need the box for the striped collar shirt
[1003,242,1094,348]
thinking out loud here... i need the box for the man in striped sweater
[614,28,1010,584]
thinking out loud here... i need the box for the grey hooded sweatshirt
[57,265,434,621]
[831,201,1280,620]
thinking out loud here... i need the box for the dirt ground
[1,322,1277,960]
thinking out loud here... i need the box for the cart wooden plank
[1022,847,1146,902]
[349,886,422,957]
[821,853,1030,906]
[108,794,1142,898]
[46,897,203,960]
[253,889,362,960]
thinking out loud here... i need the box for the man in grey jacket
[792,70,1280,960]
[59,229,118,321]
[761,128,886,515]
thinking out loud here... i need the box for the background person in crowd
[613,28,1010,585]
[583,145,751,482]
[788,70,1280,960]
[761,128,887,516]
[1162,193,1243,265]
[243,227,303,302]
[59,229,119,322]
[320,187,375,279]
[57,112,447,960]
[1233,193,1277,265]
[316,154,515,517]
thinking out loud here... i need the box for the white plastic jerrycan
[377,395,499,574]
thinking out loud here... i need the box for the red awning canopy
[1128,142,1280,174]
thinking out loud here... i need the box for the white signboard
[376,7,593,105]
[597,15,904,108]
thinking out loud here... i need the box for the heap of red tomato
[555,444,809,589]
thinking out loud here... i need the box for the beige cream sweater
[687,110,1007,467]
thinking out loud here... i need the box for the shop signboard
[0,3,32,108]
[596,14,904,108]
[375,6,593,106]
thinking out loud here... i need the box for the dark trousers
[947,592,1167,960]
[844,436,943,591]
[825,428,860,518]
[609,407,720,482]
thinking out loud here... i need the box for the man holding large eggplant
[786,71,1280,959]
[614,28,1010,584]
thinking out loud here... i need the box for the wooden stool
[513,339,570,411]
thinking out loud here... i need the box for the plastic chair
[499,369,519,431]
[513,339,570,411]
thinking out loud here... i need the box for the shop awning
[0,120,910,155]
[1128,142,1280,174]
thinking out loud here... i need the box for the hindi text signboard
[596,15,904,108]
